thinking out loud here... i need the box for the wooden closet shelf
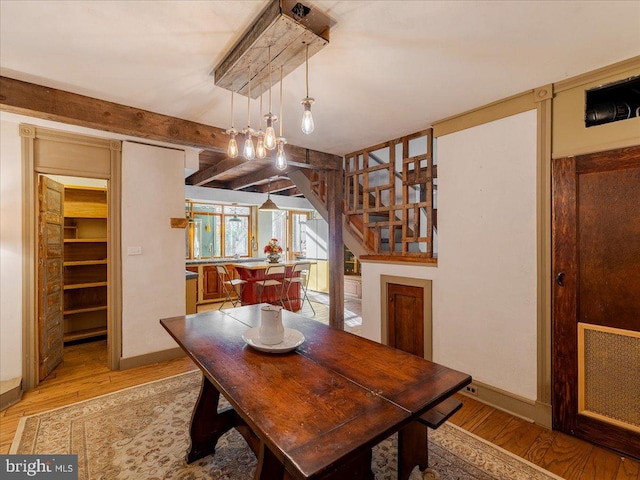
[63,305,107,315]
[64,260,108,266]
[63,327,107,343]
[63,281,107,290]
[64,238,108,243]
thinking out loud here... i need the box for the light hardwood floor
[2,297,638,479]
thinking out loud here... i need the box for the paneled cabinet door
[202,265,221,301]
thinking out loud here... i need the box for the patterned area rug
[11,371,562,479]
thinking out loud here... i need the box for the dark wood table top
[160,304,470,479]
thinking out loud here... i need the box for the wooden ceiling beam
[251,178,296,193]
[186,157,249,186]
[240,179,295,194]
[0,76,342,170]
[226,165,288,190]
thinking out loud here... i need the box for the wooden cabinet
[62,186,108,342]
[344,247,360,275]
[188,263,241,304]
[202,265,222,301]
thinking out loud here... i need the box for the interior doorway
[21,124,122,391]
[37,174,110,381]
[552,145,640,459]
[380,275,433,360]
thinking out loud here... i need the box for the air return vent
[585,76,640,127]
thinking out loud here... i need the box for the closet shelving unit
[62,186,108,343]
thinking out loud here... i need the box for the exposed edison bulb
[275,139,287,170]
[264,115,277,150]
[243,132,255,160]
[301,98,315,134]
[255,133,266,159]
[227,130,238,158]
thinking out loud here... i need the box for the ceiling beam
[0,76,342,170]
[186,157,250,186]
[249,178,296,193]
[226,165,288,190]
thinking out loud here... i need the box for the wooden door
[38,176,65,381]
[552,146,640,459]
[387,283,424,357]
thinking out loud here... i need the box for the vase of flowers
[264,238,283,263]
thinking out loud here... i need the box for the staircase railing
[307,128,437,259]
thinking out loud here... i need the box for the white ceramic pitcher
[259,305,284,345]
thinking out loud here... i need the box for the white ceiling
[1,1,639,156]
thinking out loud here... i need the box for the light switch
[127,246,142,255]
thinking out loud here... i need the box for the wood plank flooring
[2,297,638,479]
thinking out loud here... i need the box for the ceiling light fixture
[213,0,332,168]
[301,43,315,135]
[242,66,255,160]
[259,179,280,211]
[263,45,278,151]
[229,202,242,222]
[226,85,238,158]
[275,66,287,171]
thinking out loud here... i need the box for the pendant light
[275,66,287,171]
[242,67,255,160]
[259,179,280,211]
[263,45,278,150]
[301,43,315,135]
[229,202,242,222]
[255,83,267,159]
[226,85,238,158]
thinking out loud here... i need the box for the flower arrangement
[264,238,283,255]
[264,238,283,262]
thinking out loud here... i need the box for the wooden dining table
[160,305,471,480]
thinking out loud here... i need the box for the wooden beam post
[326,168,344,329]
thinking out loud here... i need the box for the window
[185,201,251,259]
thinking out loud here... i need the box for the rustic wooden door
[387,283,424,357]
[552,145,640,459]
[37,176,65,381]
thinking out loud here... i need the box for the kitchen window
[185,201,251,259]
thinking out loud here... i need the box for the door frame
[20,124,122,390]
[380,275,432,361]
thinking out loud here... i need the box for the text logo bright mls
[1,455,77,479]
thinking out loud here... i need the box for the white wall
[121,142,186,359]
[361,110,538,401]
[0,119,23,382]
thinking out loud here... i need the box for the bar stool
[215,264,247,310]
[284,262,315,315]
[256,264,286,308]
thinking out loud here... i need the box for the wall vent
[585,76,640,127]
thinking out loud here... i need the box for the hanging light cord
[268,46,272,114]
[230,85,234,129]
[305,44,309,98]
[259,83,263,129]
[247,66,251,127]
[279,66,284,136]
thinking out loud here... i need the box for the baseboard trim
[119,347,186,370]
[460,380,552,429]
[0,377,23,411]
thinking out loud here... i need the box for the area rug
[11,371,562,480]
